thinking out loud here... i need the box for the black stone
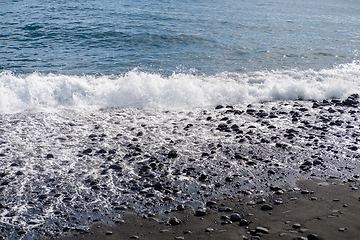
[177,204,185,211]
[239,219,250,226]
[109,164,122,171]
[82,148,92,155]
[195,209,206,216]
[230,213,241,222]
[168,150,178,158]
[261,204,273,210]
[169,217,182,225]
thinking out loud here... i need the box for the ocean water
[1,0,360,239]
[1,0,360,112]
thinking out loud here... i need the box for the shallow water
[1,99,360,239]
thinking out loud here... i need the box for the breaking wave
[1,61,360,113]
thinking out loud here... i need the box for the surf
[1,61,360,113]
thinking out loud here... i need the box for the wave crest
[1,62,360,113]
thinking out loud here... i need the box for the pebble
[174,236,185,240]
[255,226,269,234]
[230,213,242,222]
[221,220,232,225]
[301,190,310,194]
[307,233,319,240]
[338,227,346,232]
[105,231,113,235]
[129,235,139,239]
[195,209,206,216]
[239,219,250,226]
[168,150,178,158]
[206,201,217,207]
[169,217,182,225]
[177,204,185,211]
[75,226,89,232]
[205,227,214,232]
[260,204,273,210]
[293,223,301,229]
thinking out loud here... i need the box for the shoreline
[49,177,360,240]
[1,95,359,239]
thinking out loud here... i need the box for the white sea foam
[1,62,360,113]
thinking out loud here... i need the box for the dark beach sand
[50,178,360,240]
[3,95,359,239]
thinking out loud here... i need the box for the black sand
[50,178,360,240]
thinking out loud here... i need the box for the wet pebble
[293,223,301,229]
[174,236,185,240]
[195,209,206,216]
[260,204,273,211]
[168,150,178,158]
[218,206,232,212]
[255,226,269,234]
[75,226,89,232]
[307,233,319,240]
[230,213,242,222]
[206,201,217,207]
[239,219,250,226]
[169,217,182,225]
[177,204,185,211]
[221,220,232,225]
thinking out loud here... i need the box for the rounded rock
[255,226,269,234]
[230,213,242,222]
[239,219,250,226]
[261,204,273,211]
[169,217,182,225]
[195,209,206,216]
[205,227,214,232]
[293,223,301,229]
[307,233,319,240]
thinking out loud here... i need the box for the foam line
[1,62,359,113]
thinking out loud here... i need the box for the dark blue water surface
[1,0,359,75]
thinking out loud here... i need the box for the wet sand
[51,178,360,240]
[2,95,360,239]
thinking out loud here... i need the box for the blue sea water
[0,0,360,112]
